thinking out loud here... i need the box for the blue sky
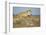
[13,7,40,16]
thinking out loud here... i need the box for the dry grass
[13,15,40,28]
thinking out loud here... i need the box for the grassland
[13,15,40,28]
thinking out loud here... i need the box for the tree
[27,8,32,15]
